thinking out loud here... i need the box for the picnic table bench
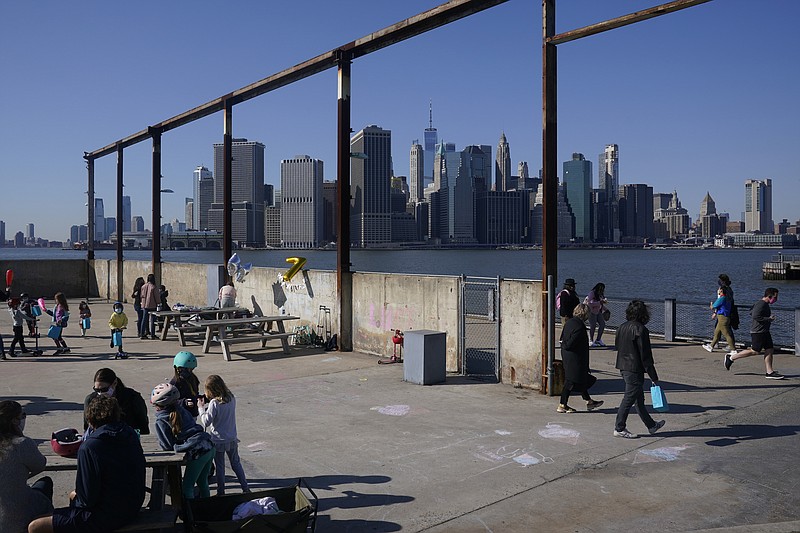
[149,307,247,343]
[187,315,299,361]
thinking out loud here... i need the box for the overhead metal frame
[540,0,712,392]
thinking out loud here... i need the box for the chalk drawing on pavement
[538,422,580,445]
[321,356,341,362]
[495,430,512,435]
[474,445,553,467]
[633,444,691,464]
[371,404,411,416]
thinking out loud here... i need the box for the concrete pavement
[2,300,799,532]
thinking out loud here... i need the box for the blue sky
[1,0,798,241]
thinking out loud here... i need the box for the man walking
[724,287,783,380]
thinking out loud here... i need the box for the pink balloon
[38,297,46,310]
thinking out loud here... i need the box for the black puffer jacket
[614,319,659,382]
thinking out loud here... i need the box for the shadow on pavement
[6,396,84,414]
[676,423,800,447]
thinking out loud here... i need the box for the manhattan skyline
[1,0,798,241]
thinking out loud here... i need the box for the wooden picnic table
[150,307,247,342]
[41,436,185,512]
[187,314,299,361]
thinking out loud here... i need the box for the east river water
[4,247,798,308]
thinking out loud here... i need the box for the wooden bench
[219,331,294,361]
[175,324,206,346]
[113,508,178,533]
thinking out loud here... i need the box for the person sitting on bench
[28,396,145,533]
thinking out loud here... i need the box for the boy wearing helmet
[150,382,215,499]
[108,302,129,360]
[28,396,146,533]
[170,351,201,417]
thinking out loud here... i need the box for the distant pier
[763,254,800,280]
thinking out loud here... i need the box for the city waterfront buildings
[192,165,213,231]
[495,132,511,192]
[208,139,266,246]
[280,155,324,249]
[351,125,392,247]
[744,178,773,233]
[562,153,592,242]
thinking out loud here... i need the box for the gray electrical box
[403,330,446,385]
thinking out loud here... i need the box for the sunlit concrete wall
[352,272,461,371]
[500,279,543,390]
[80,259,545,388]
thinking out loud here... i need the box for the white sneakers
[702,343,714,352]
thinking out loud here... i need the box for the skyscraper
[25,223,35,241]
[0,220,5,247]
[409,141,424,204]
[422,101,438,188]
[122,196,132,232]
[699,192,716,217]
[280,155,324,249]
[495,133,511,192]
[351,125,392,247]
[619,184,654,242]
[94,198,105,241]
[562,153,592,242]
[598,144,620,241]
[744,179,773,233]
[192,166,213,231]
[208,139,265,245]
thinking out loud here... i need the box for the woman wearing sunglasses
[83,368,150,436]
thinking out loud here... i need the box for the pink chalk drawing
[371,404,411,416]
[633,444,691,464]
[538,422,580,445]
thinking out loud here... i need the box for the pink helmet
[150,382,180,408]
[51,428,83,458]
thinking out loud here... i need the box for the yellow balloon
[282,257,307,282]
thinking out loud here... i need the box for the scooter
[378,329,403,364]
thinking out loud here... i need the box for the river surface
[2,247,798,308]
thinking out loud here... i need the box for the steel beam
[86,157,95,261]
[223,101,233,270]
[150,127,162,285]
[83,0,507,160]
[542,0,557,393]
[116,145,124,303]
[547,0,712,45]
[337,54,353,352]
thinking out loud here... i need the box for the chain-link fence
[461,277,499,380]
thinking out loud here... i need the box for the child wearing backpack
[198,375,250,495]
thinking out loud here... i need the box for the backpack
[556,289,569,310]
[729,303,740,330]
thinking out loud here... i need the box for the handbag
[112,331,123,347]
[47,325,63,339]
[81,317,91,330]
[602,307,611,321]
[650,384,669,412]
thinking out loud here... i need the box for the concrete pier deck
[2,300,799,532]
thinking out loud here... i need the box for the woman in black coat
[83,368,150,435]
[558,303,604,413]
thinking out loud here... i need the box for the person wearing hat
[170,351,201,418]
[556,278,580,326]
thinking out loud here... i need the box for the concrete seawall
[2,258,544,388]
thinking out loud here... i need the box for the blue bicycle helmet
[173,351,197,369]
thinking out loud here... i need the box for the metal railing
[602,298,798,353]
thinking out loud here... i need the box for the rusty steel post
[223,100,233,270]
[542,0,557,393]
[336,52,353,352]
[116,144,124,302]
[86,156,95,261]
[150,127,162,285]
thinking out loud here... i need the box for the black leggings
[560,374,597,405]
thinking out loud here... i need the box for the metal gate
[460,276,500,381]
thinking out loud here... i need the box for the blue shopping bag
[112,330,123,347]
[47,325,63,339]
[81,317,91,330]
[650,384,669,413]
[31,305,42,317]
